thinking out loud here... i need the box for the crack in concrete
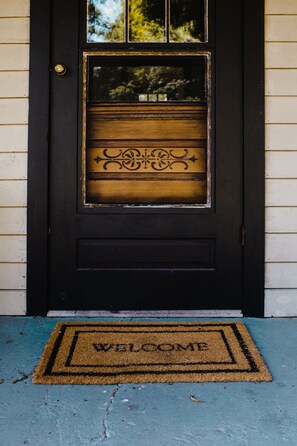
[100,384,120,441]
[12,368,35,384]
[101,418,108,440]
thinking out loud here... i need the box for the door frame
[27,0,265,316]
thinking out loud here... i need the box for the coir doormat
[33,322,272,384]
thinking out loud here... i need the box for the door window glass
[129,0,166,42]
[87,0,206,43]
[88,56,206,102]
[87,0,125,42]
[170,0,205,42]
[83,53,211,206]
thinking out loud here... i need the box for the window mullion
[125,0,129,43]
[166,0,170,43]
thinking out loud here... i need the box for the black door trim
[242,0,265,317]
[27,0,265,316]
[27,0,51,315]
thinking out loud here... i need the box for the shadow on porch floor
[0,316,296,445]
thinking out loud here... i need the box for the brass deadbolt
[54,64,67,76]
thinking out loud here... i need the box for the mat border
[33,322,272,384]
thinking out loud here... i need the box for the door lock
[54,64,67,76]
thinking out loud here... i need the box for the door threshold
[47,310,243,318]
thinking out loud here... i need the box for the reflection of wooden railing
[85,103,208,204]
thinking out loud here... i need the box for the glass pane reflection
[170,0,205,42]
[87,0,125,43]
[87,0,206,43]
[129,0,165,42]
[88,57,206,102]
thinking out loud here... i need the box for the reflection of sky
[89,0,123,42]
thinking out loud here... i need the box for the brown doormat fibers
[33,322,272,384]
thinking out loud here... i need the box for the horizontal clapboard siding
[0,264,26,289]
[266,180,297,206]
[266,234,297,262]
[0,181,27,207]
[0,18,30,43]
[265,70,297,96]
[265,289,297,317]
[0,236,26,263]
[0,0,29,315]
[266,125,297,150]
[0,1,30,16]
[0,72,29,98]
[266,152,297,178]
[266,97,297,124]
[0,126,28,152]
[266,0,297,14]
[265,16,297,41]
[0,291,26,316]
[265,42,297,68]
[265,0,297,316]
[266,208,297,233]
[266,263,297,288]
[0,44,29,70]
[0,208,26,234]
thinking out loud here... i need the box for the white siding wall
[265,0,297,316]
[0,0,296,316]
[0,0,29,315]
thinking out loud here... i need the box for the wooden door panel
[87,104,207,141]
[86,179,207,203]
[85,103,207,204]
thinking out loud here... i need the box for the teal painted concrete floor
[1,317,297,446]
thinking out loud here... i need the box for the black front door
[48,0,243,311]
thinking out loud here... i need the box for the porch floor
[1,316,297,446]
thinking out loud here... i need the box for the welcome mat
[33,322,272,384]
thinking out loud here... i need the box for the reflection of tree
[110,67,189,100]
[88,1,103,38]
[88,0,125,42]
[88,0,204,43]
[109,79,137,100]
[170,0,204,42]
[129,0,165,42]
[88,0,164,42]
[91,65,204,102]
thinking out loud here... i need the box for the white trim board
[47,310,243,318]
